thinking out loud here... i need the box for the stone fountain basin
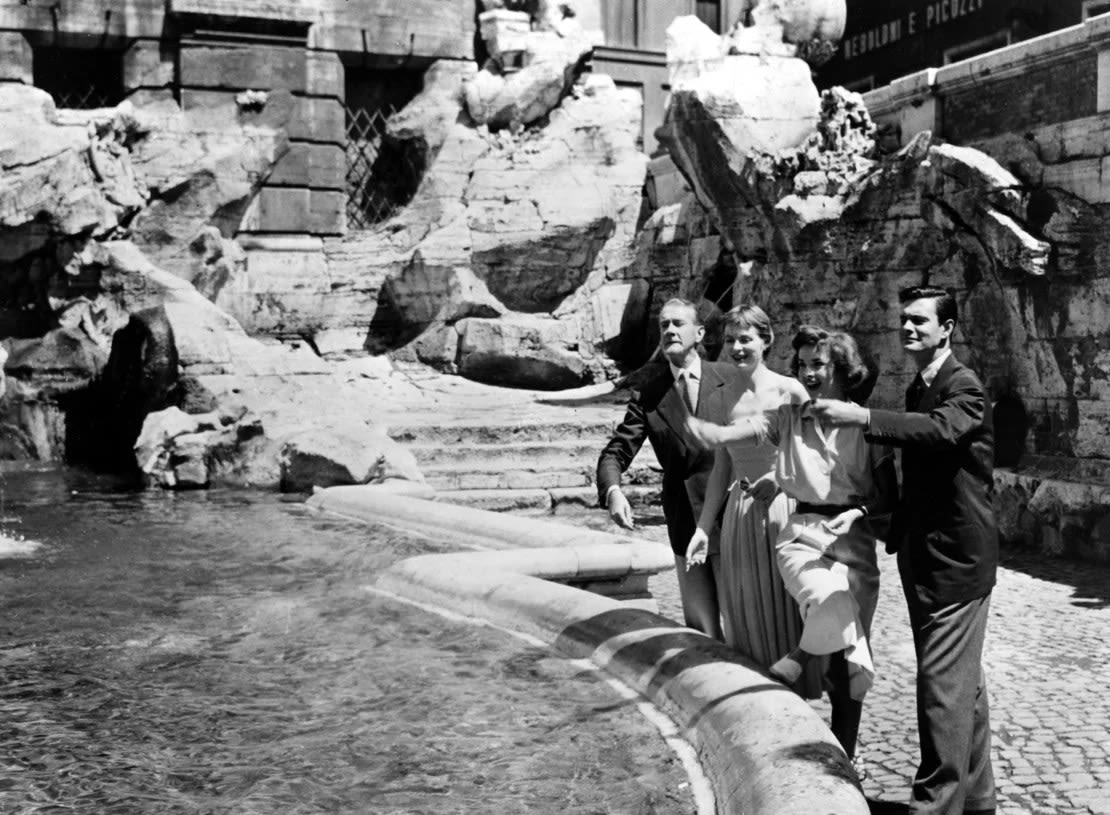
[308,483,868,815]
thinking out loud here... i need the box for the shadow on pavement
[867,800,909,815]
[999,545,1110,609]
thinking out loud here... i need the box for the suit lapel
[917,354,958,412]
[654,363,718,446]
[655,374,687,440]
[694,362,725,419]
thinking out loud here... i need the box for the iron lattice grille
[52,85,121,110]
[34,48,124,110]
[345,104,421,230]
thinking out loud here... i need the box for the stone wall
[863,15,1110,149]
[943,52,1098,144]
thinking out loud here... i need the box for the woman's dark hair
[790,324,874,404]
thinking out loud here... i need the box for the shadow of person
[867,800,909,815]
[999,547,1110,609]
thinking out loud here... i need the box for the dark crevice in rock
[66,307,181,472]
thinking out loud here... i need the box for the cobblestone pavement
[564,510,1110,815]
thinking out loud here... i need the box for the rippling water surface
[0,468,691,815]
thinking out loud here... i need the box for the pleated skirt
[718,487,825,700]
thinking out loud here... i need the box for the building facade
[818,0,1102,91]
[0,0,475,238]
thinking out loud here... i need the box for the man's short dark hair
[900,286,957,326]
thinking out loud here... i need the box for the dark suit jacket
[867,354,998,608]
[596,361,736,556]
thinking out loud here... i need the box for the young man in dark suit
[813,286,997,815]
[596,298,735,638]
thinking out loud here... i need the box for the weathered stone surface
[480,8,532,63]
[456,315,590,389]
[464,4,594,131]
[305,51,344,99]
[279,424,424,492]
[0,32,32,84]
[134,404,260,489]
[124,91,290,275]
[0,86,145,249]
[995,467,1110,562]
[123,40,175,91]
[666,16,820,154]
[179,44,307,92]
[267,143,345,189]
[3,328,106,390]
[335,65,645,384]
[734,0,847,47]
[284,96,345,143]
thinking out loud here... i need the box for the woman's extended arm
[685,412,766,448]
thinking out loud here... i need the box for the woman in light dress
[687,324,896,760]
[685,305,825,700]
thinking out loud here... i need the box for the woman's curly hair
[790,324,877,405]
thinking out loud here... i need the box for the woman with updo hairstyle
[686,305,825,700]
[686,324,897,763]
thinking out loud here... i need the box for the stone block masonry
[2,0,475,240]
[865,14,1110,146]
[177,38,344,237]
[943,53,1098,144]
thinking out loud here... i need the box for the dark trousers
[901,577,996,815]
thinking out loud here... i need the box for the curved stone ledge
[307,485,868,815]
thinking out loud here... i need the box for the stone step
[421,455,660,484]
[387,419,621,446]
[431,484,664,512]
[426,469,594,491]
[406,439,626,468]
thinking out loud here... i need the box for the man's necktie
[678,371,697,413]
[907,374,926,410]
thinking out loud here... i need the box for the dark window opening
[33,47,123,109]
[696,0,722,33]
[344,66,427,230]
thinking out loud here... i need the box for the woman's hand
[744,474,778,503]
[685,528,709,569]
[824,507,864,536]
[684,415,725,448]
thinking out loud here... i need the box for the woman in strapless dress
[685,305,824,700]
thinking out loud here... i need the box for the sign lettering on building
[169,0,316,21]
[842,0,987,60]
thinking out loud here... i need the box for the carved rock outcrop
[343,67,647,389]
[661,17,1052,420]
[465,0,601,130]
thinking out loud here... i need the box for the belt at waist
[795,501,853,517]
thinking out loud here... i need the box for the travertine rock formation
[465,0,602,130]
[661,14,1052,420]
[347,67,647,388]
[0,84,420,488]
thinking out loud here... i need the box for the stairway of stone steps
[387,418,663,514]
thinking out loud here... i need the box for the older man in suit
[597,298,736,638]
[813,286,997,815]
